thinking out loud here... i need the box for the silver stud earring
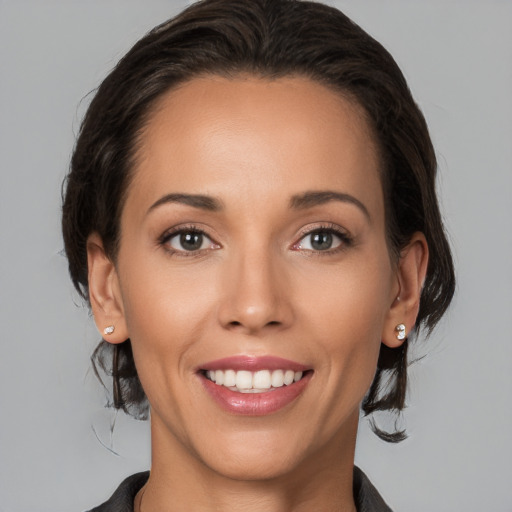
[395,323,406,340]
[103,325,115,336]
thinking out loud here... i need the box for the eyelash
[158,224,219,258]
[292,223,353,255]
[158,223,353,257]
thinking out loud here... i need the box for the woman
[62,0,455,510]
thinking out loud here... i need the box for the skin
[87,76,428,512]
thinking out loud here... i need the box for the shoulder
[353,466,393,512]
[86,472,149,512]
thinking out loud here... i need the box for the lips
[198,356,312,415]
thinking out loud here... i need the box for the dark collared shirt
[88,466,392,512]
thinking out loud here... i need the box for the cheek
[117,255,242,382]
[295,250,392,392]
[116,256,217,386]
[120,249,215,330]
[297,252,392,342]
[117,264,219,435]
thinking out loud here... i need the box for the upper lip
[198,355,309,372]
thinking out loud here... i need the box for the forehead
[128,75,383,217]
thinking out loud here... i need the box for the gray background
[1,1,511,511]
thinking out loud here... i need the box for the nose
[217,249,294,335]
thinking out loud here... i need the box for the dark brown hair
[62,0,455,442]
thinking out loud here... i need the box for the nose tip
[225,306,284,334]
[217,257,293,335]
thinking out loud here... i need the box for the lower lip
[200,372,312,416]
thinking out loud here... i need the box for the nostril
[227,319,281,330]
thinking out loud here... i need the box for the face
[109,76,400,480]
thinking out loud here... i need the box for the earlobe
[382,232,429,348]
[87,233,129,344]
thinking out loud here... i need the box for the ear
[87,233,129,344]
[382,232,429,348]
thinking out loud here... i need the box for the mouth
[197,356,313,415]
[202,368,307,393]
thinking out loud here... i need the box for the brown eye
[167,231,211,252]
[180,232,204,251]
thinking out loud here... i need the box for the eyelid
[157,222,351,256]
[291,223,353,252]
[158,224,221,255]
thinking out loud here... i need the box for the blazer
[88,466,392,512]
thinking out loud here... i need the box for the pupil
[311,231,332,250]
[180,232,203,251]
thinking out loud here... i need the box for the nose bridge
[218,241,291,333]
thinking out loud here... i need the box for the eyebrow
[289,190,370,220]
[147,193,223,214]
[147,190,370,220]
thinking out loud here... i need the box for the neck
[140,412,359,512]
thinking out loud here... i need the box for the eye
[162,229,219,253]
[294,227,349,252]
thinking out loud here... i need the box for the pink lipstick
[198,356,312,415]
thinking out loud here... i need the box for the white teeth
[235,370,253,390]
[206,368,305,392]
[223,369,236,387]
[253,370,272,389]
[215,369,224,385]
[271,369,284,388]
[284,370,294,385]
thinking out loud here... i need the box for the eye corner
[292,223,353,254]
[158,224,221,257]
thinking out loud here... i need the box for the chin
[203,449,302,482]
[184,425,309,482]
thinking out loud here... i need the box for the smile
[198,356,312,415]
[205,369,304,393]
